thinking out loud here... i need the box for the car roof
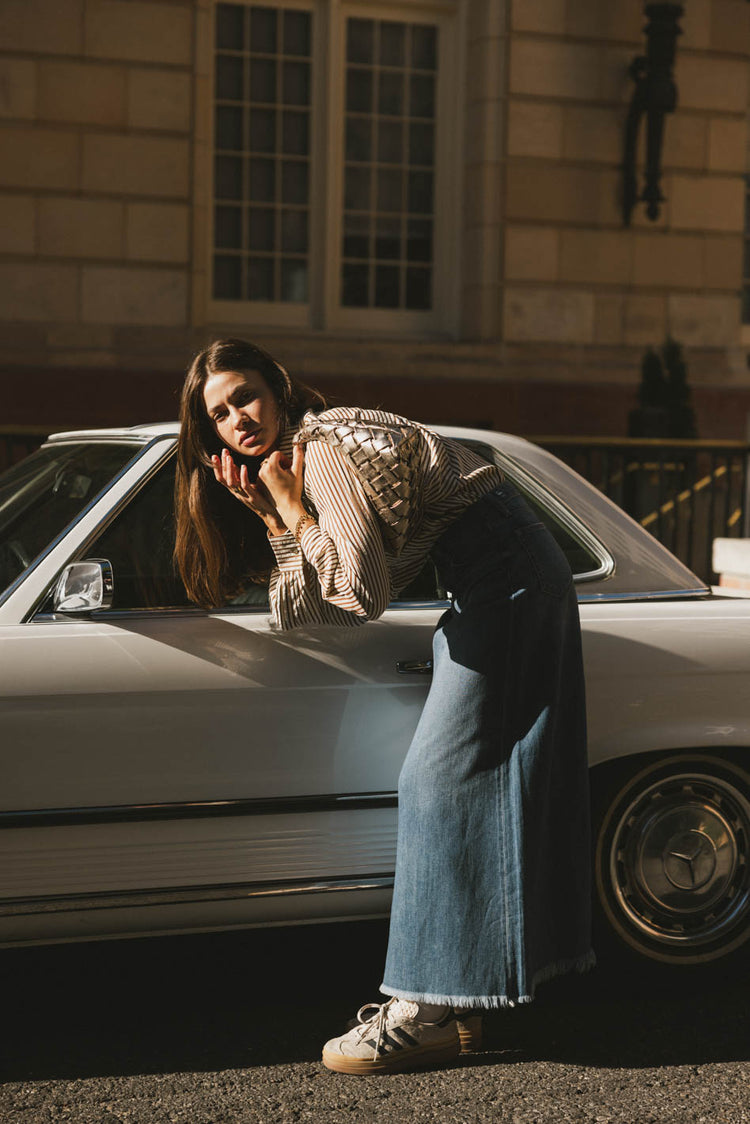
[47,421,182,441]
[45,420,522,445]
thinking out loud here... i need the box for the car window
[463,439,603,579]
[0,441,140,599]
[85,457,269,611]
[85,458,198,611]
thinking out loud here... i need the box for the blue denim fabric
[381,482,594,1008]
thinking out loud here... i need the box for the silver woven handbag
[295,411,422,555]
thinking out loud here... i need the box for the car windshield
[0,441,142,598]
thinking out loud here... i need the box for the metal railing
[537,437,750,582]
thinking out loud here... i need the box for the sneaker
[322,998,461,1075]
[453,1007,483,1053]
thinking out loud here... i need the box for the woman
[175,338,594,1076]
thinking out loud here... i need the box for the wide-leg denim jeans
[381,483,594,1008]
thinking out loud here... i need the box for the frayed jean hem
[379,949,597,1010]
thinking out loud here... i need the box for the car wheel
[594,754,750,965]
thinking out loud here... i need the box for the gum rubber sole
[456,1015,483,1053]
[322,1037,461,1075]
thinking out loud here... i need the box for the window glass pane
[250,59,276,102]
[282,110,309,154]
[380,22,405,67]
[281,160,308,204]
[215,155,243,199]
[249,158,275,201]
[216,105,243,150]
[214,254,242,298]
[346,115,371,162]
[375,216,400,260]
[249,108,276,152]
[283,60,310,106]
[409,74,435,118]
[378,120,402,163]
[216,55,243,100]
[250,5,277,52]
[347,19,374,64]
[281,259,308,301]
[408,170,433,213]
[343,214,369,259]
[248,257,274,299]
[378,71,403,116]
[215,205,242,248]
[377,168,402,212]
[249,207,274,250]
[281,209,308,252]
[411,25,437,70]
[283,10,311,56]
[217,4,245,50]
[405,266,430,309]
[346,69,373,113]
[375,264,400,307]
[406,218,432,262]
[409,122,434,165]
[345,166,371,210]
[342,263,369,306]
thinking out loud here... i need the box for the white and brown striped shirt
[267,407,503,630]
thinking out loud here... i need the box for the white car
[2,423,749,969]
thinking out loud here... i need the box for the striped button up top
[267,406,503,630]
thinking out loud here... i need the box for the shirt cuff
[267,529,302,571]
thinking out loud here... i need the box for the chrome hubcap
[609,772,750,949]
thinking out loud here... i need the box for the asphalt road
[2,920,750,1124]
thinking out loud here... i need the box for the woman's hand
[212,449,287,537]
[258,445,307,532]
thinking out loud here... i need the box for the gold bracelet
[293,512,316,543]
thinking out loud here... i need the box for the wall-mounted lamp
[622,3,683,226]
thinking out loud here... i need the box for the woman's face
[203,368,281,458]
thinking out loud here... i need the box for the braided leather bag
[295,411,422,555]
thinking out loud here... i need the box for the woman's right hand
[212,449,288,536]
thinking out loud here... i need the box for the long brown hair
[174,338,324,608]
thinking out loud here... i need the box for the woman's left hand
[258,444,305,519]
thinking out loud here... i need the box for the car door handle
[396,659,433,674]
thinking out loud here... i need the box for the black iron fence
[2,429,748,583]
[538,437,750,583]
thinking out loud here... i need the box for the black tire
[592,752,750,966]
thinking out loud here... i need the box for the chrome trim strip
[577,586,709,603]
[0,438,153,613]
[0,875,396,917]
[0,791,399,830]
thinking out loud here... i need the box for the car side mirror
[54,559,114,613]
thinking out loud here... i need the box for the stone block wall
[498,0,750,384]
[0,0,194,373]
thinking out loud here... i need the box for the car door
[2,446,442,920]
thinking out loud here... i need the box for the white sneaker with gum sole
[322,998,461,1075]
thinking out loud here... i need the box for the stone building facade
[1,0,750,437]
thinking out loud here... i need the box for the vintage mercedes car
[2,422,750,970]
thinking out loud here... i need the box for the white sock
[414,1002,449,1022]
